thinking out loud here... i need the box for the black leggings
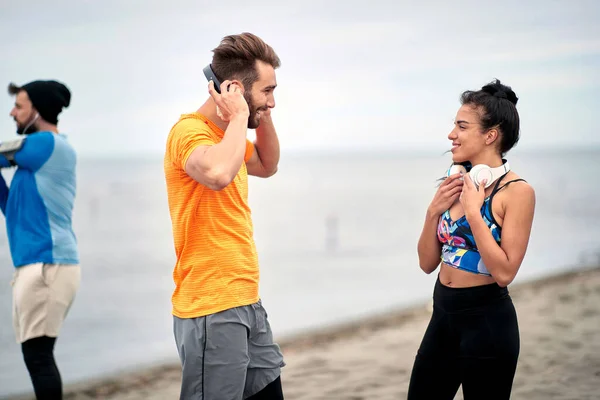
[247,376,284,399]
[407,277,520,400]
[21,336,62,400]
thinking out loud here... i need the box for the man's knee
[22,336,56,368]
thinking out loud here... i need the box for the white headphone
[22,113,40,135]
[447,160,510,189]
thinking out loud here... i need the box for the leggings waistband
[433,275,509,312]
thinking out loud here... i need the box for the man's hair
[211,32,280,91]
[7,82,22,95]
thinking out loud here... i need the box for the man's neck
[36,121,59,134]
[197,98,228,132]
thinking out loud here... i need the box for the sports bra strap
[491,172,510,193]
[492,178,527,197]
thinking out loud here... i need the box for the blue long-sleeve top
[0,131,79,268]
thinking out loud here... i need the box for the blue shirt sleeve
[0,172,8,215]
[13,133,55,171]
[0,155,11,168]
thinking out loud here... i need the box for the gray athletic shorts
[173,299,285,400]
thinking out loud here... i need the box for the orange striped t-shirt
[164,112,258,319]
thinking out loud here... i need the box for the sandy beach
[9,266,600,400]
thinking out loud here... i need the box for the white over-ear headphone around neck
[447,159,510,189]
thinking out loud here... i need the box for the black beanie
[19,80,71,124]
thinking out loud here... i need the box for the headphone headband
[446,159,510,189]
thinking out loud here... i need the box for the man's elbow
[206,170,235,191]
[252,164,278,178]
[187,163,234,191]
[263,165,278,178]
[206,180,228,191]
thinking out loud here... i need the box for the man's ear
[229,79,245,95]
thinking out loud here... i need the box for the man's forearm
[187,115,249,190]
[254,115,280,174]
[205,115,248,178]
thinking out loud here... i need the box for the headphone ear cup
[469,165,493,189]
[447,164,467,177]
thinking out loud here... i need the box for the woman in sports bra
[407,79,536,400]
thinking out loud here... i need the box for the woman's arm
[417,209,443,274]
[418,174,464,273]
[467,182,536,286]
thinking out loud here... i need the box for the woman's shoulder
[497,171,536,204]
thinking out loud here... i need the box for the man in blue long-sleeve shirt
[2,80,80,400]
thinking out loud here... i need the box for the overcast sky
[0,0,597,157]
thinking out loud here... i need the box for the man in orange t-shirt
[164,32,285,399]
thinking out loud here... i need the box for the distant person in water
[407,79,536,400]
[2,80,80,400]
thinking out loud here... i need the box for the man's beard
[244,91,267,130]
[16,113,39,135]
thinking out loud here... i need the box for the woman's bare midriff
[439,262,497,287]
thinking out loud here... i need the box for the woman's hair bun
[481,79,518,105]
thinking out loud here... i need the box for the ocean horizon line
[75,144,600,161]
